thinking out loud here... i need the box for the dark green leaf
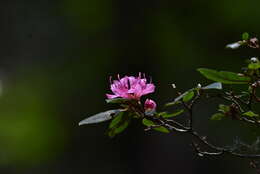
[106,98,131,104]
[241,91,250,97]
[154,126,170,133]
[218,104,230,113]
[183,91,194,102]
[108,120,130,137]
[79,109,123,125]
[161,110,184,118]
[109,112,124,129]
[107,112,130,137]
[211,113,225,121]
[198,68,250,84]
[142,118,169,133]
[243,111,259,118]
[242,32,250,40]
[113,121,129,134]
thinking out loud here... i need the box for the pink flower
[144,99,157,111]
[106,73,155,100]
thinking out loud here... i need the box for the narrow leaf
[174,91,190,102]
[108,120,130,137]
[167,82,222,107]
[202,82,222,90]
[243,111,259,118]
[142,118,155,126]
[198,68,250,84]
[162,110,184,118]
[142,118,169,133]
[107,112,131,137]
[183,91,194,102]
[113,121,129,134]
[109,112,124,129]
[106,98,131,104]
[166,89,194,107]
[226,42,242,49]
[165,100,181,107]
[154,126,170,133]
[79,109,123,126]
[211,113,225,121]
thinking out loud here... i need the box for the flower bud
[144,99,157,111]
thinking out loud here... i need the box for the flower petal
[106,94,119,99]
[106,74,155,100]
[142,84,155,95]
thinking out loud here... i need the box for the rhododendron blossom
[144,99,157,111]
[106,73,155,100]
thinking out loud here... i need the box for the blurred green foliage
[0,72,66,166]
[62,0,114,33]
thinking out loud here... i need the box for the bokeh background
[1,0,260,173]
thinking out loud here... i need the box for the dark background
[0,0,260,173]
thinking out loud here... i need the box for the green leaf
[153,126,170,133]
[166,88,194,107]
[109,112,124,129]
[161,110,184,118]
[243,111,259,118]
[218,104,230,113]
[248,62,260,70]
[202,82,222,90]
[165,101,181,107]
[211,113,225,121]
[107,112,131,137]
[158,112,167,116]
[174,91,191,102]
[142,118,169,133]
[166,82,222,108]
[108,120,130,137]
[183,91,194,102]
[113,121,129,134]
[142,118,155,126]
[106,98,131,104]
[242,32,250,40]
[197,68,250,84]
[79,109,123,125]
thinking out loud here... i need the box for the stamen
[127,79,131,89]
[138,72,141,79]
[149,76,152,83]
[109,76,112,84]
